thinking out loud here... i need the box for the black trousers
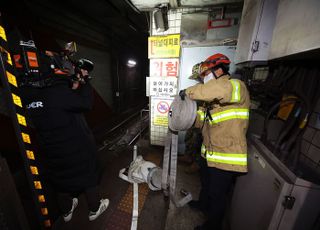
[198,157,237,229]
[57,186,101,214]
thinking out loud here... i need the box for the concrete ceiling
[130,0,243,10]
[1,0,243,52]
[1,0,149,52]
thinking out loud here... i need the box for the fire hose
[162,95,197,207]
[118,95,197,228]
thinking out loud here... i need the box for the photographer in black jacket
[19,46,109,222]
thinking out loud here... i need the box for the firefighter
[179,53,250,230]
[180,126,202,174]
[178,63,203,173]
[19,51,109,222]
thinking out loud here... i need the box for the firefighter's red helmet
[199,53,231,76]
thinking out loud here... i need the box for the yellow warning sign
[38,195,46,203]
[44,220,51,227]
[1,19,52,227]
[6,71,17,87]
[0,48,13,65]
[6,51,12,65]
[0,26,7,41]
[34,181,42,189]
[30,166,39,175]
[22,132,31,144]
[154,116,168,126]
[12,93,22,107]
[26,150,35,160]
[17,114,27,126]
[153,98,172,127]
[41,208,48,215]
[148,34,180,58]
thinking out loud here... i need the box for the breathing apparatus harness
[200,63,230,129]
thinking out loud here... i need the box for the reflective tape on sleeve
[230,80,241,103]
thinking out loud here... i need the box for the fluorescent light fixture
[127,59,137,67]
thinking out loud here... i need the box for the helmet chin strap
[211,69,218,79]
[211,69,228,79]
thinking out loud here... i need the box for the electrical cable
[262,92,310,169]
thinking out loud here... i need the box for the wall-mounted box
[230,138,320,230]
[235,0,279,64]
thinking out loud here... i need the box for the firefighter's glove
[179,89,186,101]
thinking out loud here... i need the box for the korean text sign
[148,34,180,58]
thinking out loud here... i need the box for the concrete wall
[207,12,241,41]
[56,40,113,108]
[270,0,320,59]
[180,9,242,47]
[300,98,320,177]
[234,0,261,63]
[74,44,113,108]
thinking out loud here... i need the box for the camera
[73,58,94,82]
[14,40,94,88]
[76,59,94,72]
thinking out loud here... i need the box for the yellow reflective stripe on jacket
[197,110,205,121]
[230,79,241,103]
[201,144,206,157]
[209,108,249,124]
[206,151,247,166]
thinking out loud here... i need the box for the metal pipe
[129,111,149,146]
[103,110,140,136]
[221,6,226,19]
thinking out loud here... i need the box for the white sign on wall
[149,77,177,97]
[150,58,179,77]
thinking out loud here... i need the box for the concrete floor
[51,134,205,230]
[164,163,205,230]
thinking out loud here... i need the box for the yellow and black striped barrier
[0,20,51,228]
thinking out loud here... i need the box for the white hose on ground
[131,145,139,230]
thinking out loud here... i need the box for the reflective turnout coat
[186,75,250,173]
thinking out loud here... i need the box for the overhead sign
[150,58,179,77]
[149,77,177,97]
[148,34,180,58]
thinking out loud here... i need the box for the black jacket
[20,81,98,193]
